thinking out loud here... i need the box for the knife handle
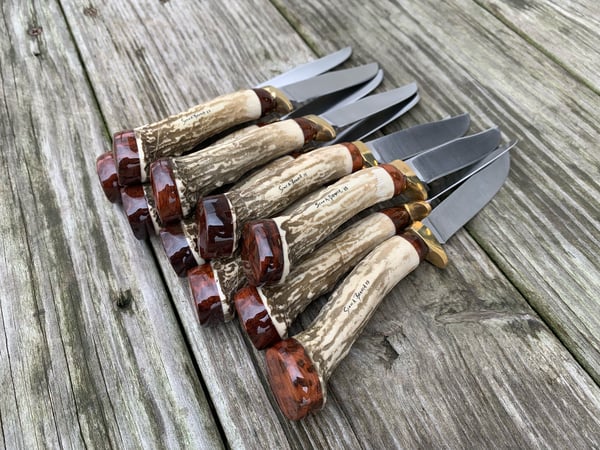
[235,203,431,349]
[150,116,336,224]
[121,184,163,240]
[187,254,246,326]
[264,226,433,421]
[196,142,365,259]
[241,162,414,286]
[159,218,205,277]
[113,87,292,185]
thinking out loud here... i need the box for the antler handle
[150,116,336,224]
[235,204,430,349]
[265,229,430,420]
[197,142,364,259]
[241,163,409,285]
[113,88,292,185]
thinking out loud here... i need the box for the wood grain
[476,0,600,92]
[0,0,222,448]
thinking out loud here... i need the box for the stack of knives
[96,47,516,421]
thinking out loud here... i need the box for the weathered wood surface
[1,0,599,449]
[0,0,222,448]
[476,0,600,92]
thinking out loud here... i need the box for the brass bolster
[302,115,337,142]
[388,160,428,201]
[351,140,378,167]
[408,222,448,268]
[403,201,431,222]
[261,86,294,114]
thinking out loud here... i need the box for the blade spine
[255,47,352,88]
[423,152,512,243]
[366,113,472,163]
[320,82,418,129]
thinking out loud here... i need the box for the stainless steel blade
[365,113,471,163]
[320,82,418,130]
[278,63,379,105]
[428,140,518,202]
[286,69,384,119]
[423,152,511,244]
[407,127,501,182]
[255,47,352,88]
[330,93,419,144]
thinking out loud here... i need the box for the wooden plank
[59,0,368,447]
[264,0,600,445]
[476,0,600,92]
[0,1,223,448]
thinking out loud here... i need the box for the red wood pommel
[96,151,122,203]
[197,194,235,259]
[121,185,152,240]
[234,286,280,350]
[113,130,142,185]
[265,338,324,421]
[187,264,225,326]
[241,220,285,286]
[159,224,199,277]
[150,159,182,224]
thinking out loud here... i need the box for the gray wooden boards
[1,0,599,448]
[0,0,222,448]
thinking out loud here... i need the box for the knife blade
[240,128,501,285]
[149,82,419,224]
[112,48,362,185]
[255,47,352,88]
[235,147,509,349]
[264,151,512,421]
[196,114,469,259]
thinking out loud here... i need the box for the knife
[117,71,385,239]
[235,143,516,349]
[114,58,377,186]
[196,114,470,259]
[241,127,502,286]
[96,65,383,205]
[164,114,463,275]
[263,151,512,421]
[185,141,513,327]
[149,83,419,224]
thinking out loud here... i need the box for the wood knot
[113,289,134,309]
[27,26,43,36]
[83,6,98,17]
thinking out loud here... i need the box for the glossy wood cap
[265,338,324,421]
[159,223,199,277]
[187,264,225,326]
[150,159,182,224]
[113,130,142,185]
[197,194,235,259]
[121,185,151,240]
[234,285,280,350]
[241,220,285,286]
[96,151,122,203]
